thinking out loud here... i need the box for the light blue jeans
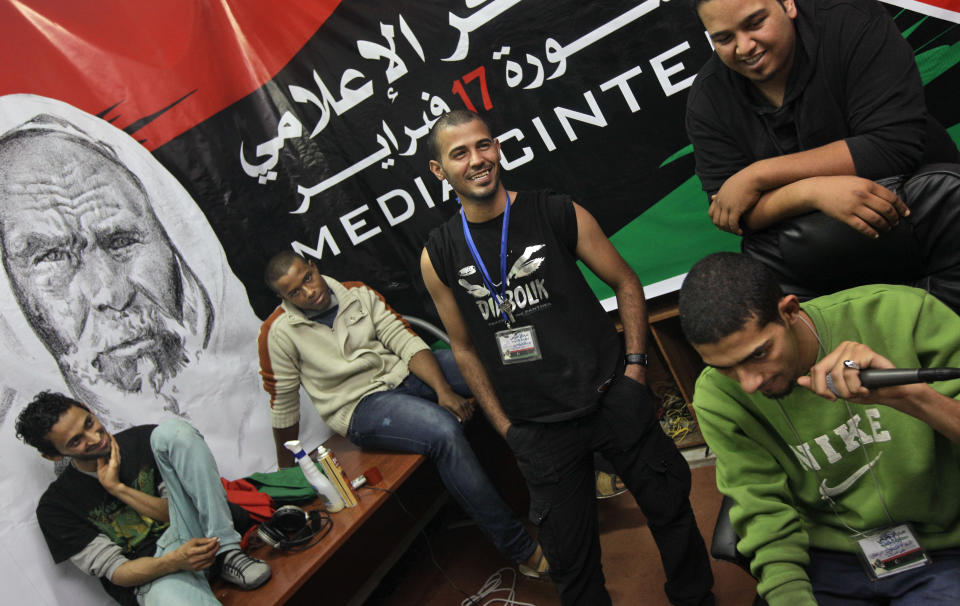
[134,419,241,606]
[809,547,960,605]
[347,350,535,563]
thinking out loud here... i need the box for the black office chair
[711,494,767,606]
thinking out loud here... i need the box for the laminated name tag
[495,325,542,365]
[855,524,930,580]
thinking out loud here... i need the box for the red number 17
[451,66,493,112]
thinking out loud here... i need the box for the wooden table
[212,434,446,606]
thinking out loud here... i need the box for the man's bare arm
[96,435,169,522]
[713,141,911,237]
[741,174,909,238]
[273,423,300,468]
[111,537,220,586]
[406,349,474,422]
[797,340,960,444]
[711,140,888,234]
[420,248,512,437]
[572,203,648,383]
[886,387,960,444]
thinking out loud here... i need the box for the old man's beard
[60,304,192,395]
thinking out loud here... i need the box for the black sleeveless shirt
[426,190,620,423]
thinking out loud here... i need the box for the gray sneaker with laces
[218,549,271,590]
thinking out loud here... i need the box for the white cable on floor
[460,567,539,606]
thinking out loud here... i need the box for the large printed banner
[1,1,958,604]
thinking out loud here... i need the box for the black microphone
[859,368,960,389]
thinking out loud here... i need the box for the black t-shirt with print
[37,424,167,605]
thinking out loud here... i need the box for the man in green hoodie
[678,252,960,605]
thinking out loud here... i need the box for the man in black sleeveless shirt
[421,110,714,606]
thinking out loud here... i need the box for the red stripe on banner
[923,0,960,11]
[0,0,341,149]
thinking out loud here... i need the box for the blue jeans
[809,547,960,605]
[135,419,242,606]
[347,350,535,563]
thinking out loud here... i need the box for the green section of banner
[916,40,960,85]
[659,144,693,168]
[581,175,740,299]
[949,123,960,147]
[901,11,960,86]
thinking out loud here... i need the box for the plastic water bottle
[284,440,344,512]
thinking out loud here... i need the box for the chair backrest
[403,315,450,346]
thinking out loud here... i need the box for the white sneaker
[218,549,271,590]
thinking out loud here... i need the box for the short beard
[472,182,499,201]
[91,330,188,392]
[454,167,499,202]
[763,383,796,399]
[71,444,112,462]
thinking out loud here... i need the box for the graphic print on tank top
[455,243,553,325]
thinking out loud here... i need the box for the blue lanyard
[459,191,512,325]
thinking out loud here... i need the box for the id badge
[495,325,542,365]
[854,524,930,580]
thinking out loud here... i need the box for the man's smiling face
[698,0,798,88]
[44,404,112,463]
[428,117,503,204]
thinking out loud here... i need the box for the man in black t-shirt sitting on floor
[16,391,270,605]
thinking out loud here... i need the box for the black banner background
[154,0,725,318]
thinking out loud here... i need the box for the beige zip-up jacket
[258,276,428,436]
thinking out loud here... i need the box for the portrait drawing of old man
[0,116,213,417]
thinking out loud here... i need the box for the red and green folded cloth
[221,466,321,524]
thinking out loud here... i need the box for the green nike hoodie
[694,285,960,605]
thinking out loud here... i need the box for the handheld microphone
[859,368,960,389]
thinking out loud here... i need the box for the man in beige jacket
[257,251,546,577]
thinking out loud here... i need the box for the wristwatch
[625,353,648,367]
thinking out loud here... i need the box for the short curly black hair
[679,252,784,345]
[263,250,307,294]
[15,391,88,457]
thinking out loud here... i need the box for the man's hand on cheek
[96,435,122,494]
